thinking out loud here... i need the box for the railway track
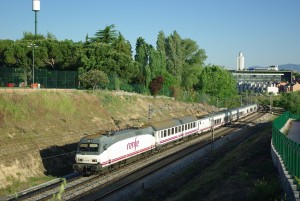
[73,109,270,200]
[6,107,270,200]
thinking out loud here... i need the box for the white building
[267,85,279,95]
[237,52,245,71]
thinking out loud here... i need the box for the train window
[172,128,175,134]
[179,126,181,132]
[193,122,196,128]
[182,125,185,131]
[79,143,99,152]
[189,123,191,129]
[175,127,178,133]
[164,130,167,137]
[161,131,163,138]
[168,129,171,136]
[185,124,188,130]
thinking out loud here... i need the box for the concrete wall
[271,141,300,201]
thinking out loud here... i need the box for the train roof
[177,115,198,123]
[149,115,197,131]
[80,126,154,145]
[199,111,225,119]
[197,104,258,120]
[148,119,182,131]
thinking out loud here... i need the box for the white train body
[100,134,155,167]
[73,104,258,174]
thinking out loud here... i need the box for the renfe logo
[127,137,139,151]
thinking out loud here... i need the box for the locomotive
[73,104,258,175]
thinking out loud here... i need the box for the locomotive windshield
[78,143,99,152]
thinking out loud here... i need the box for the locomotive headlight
[78,159,83,162]
[92,159,97,162]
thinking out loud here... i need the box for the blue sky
[0,0,299,69]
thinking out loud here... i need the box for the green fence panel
[0,66,78,88]
[272,112,300,179]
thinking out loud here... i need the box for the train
[73,103,258,175]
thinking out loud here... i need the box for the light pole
[28,44,38,84]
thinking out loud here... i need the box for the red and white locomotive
[73,104,258,175]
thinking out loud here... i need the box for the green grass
[0,92,77,122]
[0,175,56,197]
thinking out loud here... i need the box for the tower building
[32,0,40,35]
[237,52,245,71]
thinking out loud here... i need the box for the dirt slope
[0,89,212,195]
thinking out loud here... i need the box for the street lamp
[28,43,38,85]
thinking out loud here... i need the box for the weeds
[295,176,300,190]
[247,177,282,201]
[52,178,67,201]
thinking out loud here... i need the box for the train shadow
[39,143,77,177]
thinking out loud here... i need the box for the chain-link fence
[0,67,78,88]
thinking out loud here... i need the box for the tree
[0,39,14,66]
[156,31,166,55]
[165,31,184,84]
[197,65,238,107]
[180,39,206,89]
[149,76,164,96]
[4,42,37,85]
[112,32,132,57]
[182,64,202,89]
[79,69,109,90]
[134,37,150,87]
[294,72,300,83]
[279,91,300,114]
[21,32,45,41]
[79,43,137,82]
[92,24,117,44]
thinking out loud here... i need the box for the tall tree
[154,31,167,75]
[156,31,166,55]
[180,38,206,89]
[165,31,184,84]
[134,37,150,86]
[93,24,117,44]
[112,32,132,57]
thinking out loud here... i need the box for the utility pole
[28,44,38,84]
[211,118,215,148]
[148,105,153,123]
[240,96,243,106]
[269,94,273,112]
